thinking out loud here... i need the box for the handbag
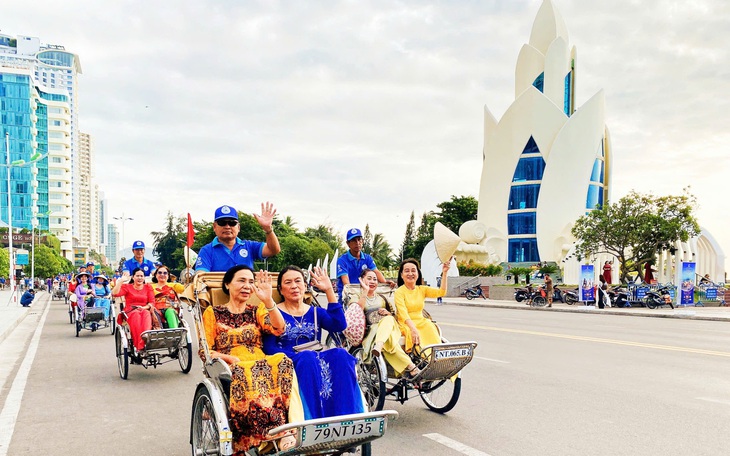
[366,309,385,325]
[343,303,366,346]
[292,308,327,352]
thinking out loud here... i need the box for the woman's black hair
[360,268,375,278]
[129,267,144,284]
[277,265,305,292]
[397,258,423,288]
[151,265,170,284]
[222,265,255,295]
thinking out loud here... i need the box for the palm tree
[370,233,394,270]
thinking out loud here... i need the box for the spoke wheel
[179,341,193,373]
[352,347,386,411]
[191,387,220,456]
[116,330,129,380]
[75,317,82,337]
[109,314,116,335]
[531,296,547,307]
[419,376,462,414]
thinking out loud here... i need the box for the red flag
[187,213,195,247]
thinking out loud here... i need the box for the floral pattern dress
[262,304,365,420]
[202,304,296,453]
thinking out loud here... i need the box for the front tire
[179,342,193,373]
[116,330,129,380]
[419,377,462,414]
[191,387,221,456]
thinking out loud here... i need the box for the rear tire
[191,387,221,456]
[352,347,386,412]
[419,377,462,414]
[465,292,475,301]
[644,296,659,309]
[565,294,577,305]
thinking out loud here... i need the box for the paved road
[2,295,730,455]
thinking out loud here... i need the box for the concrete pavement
[429,295,730,322]
[0,287,54,344]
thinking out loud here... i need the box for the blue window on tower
[508,213,537,235]
[590,159,604,183]
[586,184,604,209]
[521,136,540,155]
[509,239,540,262]
[533,72,544,93]
[512,157,546,182]
[509,185,540,210]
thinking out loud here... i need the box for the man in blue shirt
[195,203,281,272]
[336,228,395,302]
[20,288,35,307]
[122,241,156,276]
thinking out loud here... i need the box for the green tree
[413,211,438,260]
[276,235,311,269]
[571,190,700,283]
[303,224,341,254]
[508,267,533,284]
[362,224,373,254]
[0,248,9,279]
[27,244,62,278]
[370,233,394,270]
[436,195,478,234]
[399,211,416,261]
[151,212,186,271]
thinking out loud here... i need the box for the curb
[439,299,730,322]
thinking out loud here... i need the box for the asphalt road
[2,297,730,455]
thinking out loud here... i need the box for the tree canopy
[571,190,700,283]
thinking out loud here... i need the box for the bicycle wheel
[419,377,462,414]
[191,386,221,456]
[179,341,193,373]
[115,330,129,380]
[352,347,386,411]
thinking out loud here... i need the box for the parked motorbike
[551,284,565,304]
[607,287,631,308]
[514,284,535,302]
[643,285,674,309]
[564,287,596,305]
[464,285,487,300]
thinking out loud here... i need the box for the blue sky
[3,0,729,269]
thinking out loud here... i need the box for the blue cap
[214,205,238,222]
[346,228,363,242]
[86,261,95,266]
[132,240,145,250]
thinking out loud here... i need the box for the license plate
[435,347,472,360]
[302,417,384,445]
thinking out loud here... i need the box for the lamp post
[113,214,133,258]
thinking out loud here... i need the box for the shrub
[457,260,503,277]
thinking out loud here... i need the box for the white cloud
[3,0,728,269]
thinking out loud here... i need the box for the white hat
[433,222,461,263]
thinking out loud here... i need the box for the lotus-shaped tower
[477,0,611,265]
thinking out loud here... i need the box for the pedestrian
[436,276,443,305]
[545,273,553,307]
[597,275,607,309]
[603,260,613,285]
[20,288,35,307]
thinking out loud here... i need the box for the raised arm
[255,202,281,258]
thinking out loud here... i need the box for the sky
[3,0,729,267]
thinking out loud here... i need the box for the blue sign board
[680,262,695,305]
[16,253,28,266]
[580,265,595,302]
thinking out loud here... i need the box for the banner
[580,264,595,302]
[680,262,695,305]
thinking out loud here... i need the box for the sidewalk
[430,296,730,322]
[0,287,51,344]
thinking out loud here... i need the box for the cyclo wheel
[351,347,386,412]
[109,313,116,335]
[68,306,73,324]
[179,341,193,373]
[419,376,462,414]
[191,386,221,456]
[115,330,129,380]
[531,296,547,307]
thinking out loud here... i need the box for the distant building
[105,223,118,264]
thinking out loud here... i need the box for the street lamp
[113,214,133,258]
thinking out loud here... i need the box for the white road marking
[0,301,50,456]
[696,397,730,406]
[423,433,493,456]
[475,356,510,364]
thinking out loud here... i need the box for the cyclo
[114,284,193,379]
[182,272,398,456]
[334,284,477,414]
[70,291,116,337]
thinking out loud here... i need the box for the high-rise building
[78,131,95,250]
[105,223,118,265]
[1,33,78,259]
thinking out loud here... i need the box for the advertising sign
[16,253,29,266]
[580,264,595,302]
[680,262,695,305]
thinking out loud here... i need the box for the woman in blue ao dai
[263,265,365,419]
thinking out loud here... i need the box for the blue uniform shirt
[122,258,156,276]
[195,237,266,272]
[336,251,377,301]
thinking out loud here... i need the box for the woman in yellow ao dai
[394,258,450,353]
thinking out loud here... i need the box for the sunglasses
[157,271,169,275]
[217,219,239,227]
